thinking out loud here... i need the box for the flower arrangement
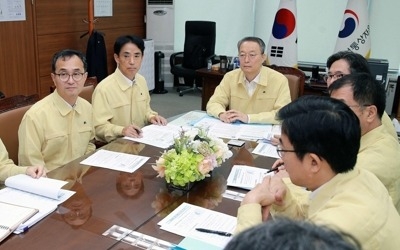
[152,128,232,187]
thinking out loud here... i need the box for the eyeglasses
[347,104,372,109]
[54,72,85,82]
[276,144,298,158]
[238,53,260,60]
[323,73,344,82]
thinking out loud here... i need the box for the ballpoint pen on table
[195,228,232,237]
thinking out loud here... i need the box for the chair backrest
[79,76,97,103]
[0,104,33,164]
[182,21,216,69]
[49,76,98,103]
[267,65,305,101]
[0,94,38,113]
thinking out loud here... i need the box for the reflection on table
[2,137,275,249]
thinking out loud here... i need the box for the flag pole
[252,0,257,35]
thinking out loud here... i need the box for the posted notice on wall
[0,0,25,22]
[94,0,113,17]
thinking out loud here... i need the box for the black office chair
[170,21,216,96]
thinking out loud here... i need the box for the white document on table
[80,149,149,173]
[235,124,272,141]
[158,202,236,249]
[168,110,208,128]
[123,124,183,148]
[252,142,280,159]
[227,165,274,190]
[0,175,76,234]
[193,116,275,141]
[208,122,242,139]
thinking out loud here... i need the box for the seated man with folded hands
[206,36,291,124]
[236,95,400,250]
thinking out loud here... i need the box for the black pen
[266,162,284,174]
[195,228,232,237]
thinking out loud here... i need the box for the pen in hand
[195,228,232,237]
[266,162,284,174]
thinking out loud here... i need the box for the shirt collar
[117,67,136,86]
[52,91,83,116]
[244,73,261,85]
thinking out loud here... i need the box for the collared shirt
[357,124,400,213]
[207,67,291,124]
[18,91,95,171]
[244,73,260,97]
[92,68,157,142]
[120,69,136,87]
[236,168,400,250]
[0,139,27,182]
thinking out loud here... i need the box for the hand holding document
[158,203,236,249]
[80,149,149,173]
[227,165,274,190]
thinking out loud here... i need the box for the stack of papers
[193,116,281,141]
[0,202,38,242]
[0,174,75,234]
[168,110,208,128]
[122,114,281,148]
[158,203,236,249]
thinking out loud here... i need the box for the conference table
[2,136,276,249]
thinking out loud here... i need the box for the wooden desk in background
[196,68,226,110]
[2,137,275,249]
[303,81,328,96]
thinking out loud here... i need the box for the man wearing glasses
[270,55,400,213]
[329,73,400,213]
[270,51,397,144]
[206,36,291,124]
[18,49,95,171]
[235,95,400,250]
[325,51,397,140]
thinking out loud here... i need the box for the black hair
[328,73,386,118]
[276,95,360,174]
[114,35,145,55]
[326,51,371,75]
[51,49,87,72]
[225,217,361,250]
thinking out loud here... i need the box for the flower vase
[166,181,195,193]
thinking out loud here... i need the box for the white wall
[174,0,255,57]
[174,0,400,70]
